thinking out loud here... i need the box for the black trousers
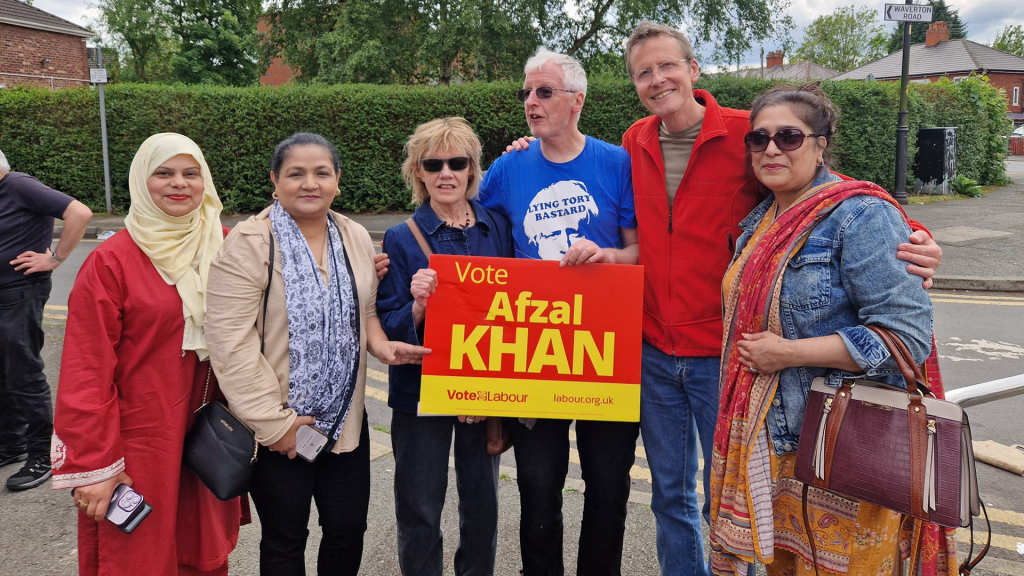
[510,418,640,576]
[249,413,371,576]
[0,278,53,459]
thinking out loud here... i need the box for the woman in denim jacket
[376,117,513,576]
[706,84,940,576]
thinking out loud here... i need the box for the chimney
[926,21,950,47]
[766,50,784,69]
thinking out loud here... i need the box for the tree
[885,0,966,53]
[266,0,794,84]
[93,0,176,82]
[992,24,1024,57]
[260,0,347,81]
[313,0,545,85]
[793,5,887,73]
[166,0,262,86]
[539,0,793,70]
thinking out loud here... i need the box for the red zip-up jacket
[623,90,764,357]
[623,89,928,358]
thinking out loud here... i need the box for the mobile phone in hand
[295,424,329,462]
[106,483,152,533]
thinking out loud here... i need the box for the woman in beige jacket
[205,133,427,576]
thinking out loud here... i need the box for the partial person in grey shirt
[0,147,92,491]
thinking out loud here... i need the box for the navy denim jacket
[732,168,934,455]
[377,199,513,413]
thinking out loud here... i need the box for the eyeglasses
[631,59,690,85]
[515,87,578,102]
[743,128,820,152]
[421,157,471,173]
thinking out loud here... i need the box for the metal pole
[945,374,1024,409]
[893,0,912,204]
[97,46,112,214]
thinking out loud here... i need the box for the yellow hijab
[125,133,224,361]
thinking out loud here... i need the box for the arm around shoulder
[837,201,934,372]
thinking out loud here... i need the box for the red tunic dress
[51,230,242,576]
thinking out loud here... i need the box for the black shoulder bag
[183,233,275,501]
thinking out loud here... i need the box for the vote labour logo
[524,181,599,260]
[418,254,643,422]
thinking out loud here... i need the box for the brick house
[835,22,1024,127]
[0,0,94,89]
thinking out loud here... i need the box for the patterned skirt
[765,451,912,576]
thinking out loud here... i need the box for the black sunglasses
[515,86,578,102]
[421,157,471,173]
[744,128,820,152]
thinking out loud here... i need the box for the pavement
[56,157,1024,292]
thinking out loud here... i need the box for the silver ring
[466,417,475,424]
[747,366,758,374]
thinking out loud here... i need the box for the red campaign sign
[419,254,643,421]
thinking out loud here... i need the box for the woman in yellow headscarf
[52,133,243,576]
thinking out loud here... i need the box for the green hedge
[0,77,1010,213]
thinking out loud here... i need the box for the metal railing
[945,373,1024,408]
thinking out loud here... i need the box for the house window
[1015,86,1021,106]
[911,78,930,84]
[952,76,968,83]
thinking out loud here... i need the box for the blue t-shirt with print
[479,136,636,261]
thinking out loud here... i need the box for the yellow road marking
[45,305,69,310]
[987,507,1024,528]
[956,529,1024,554]
[365,366,1024,537]
[364,386,389,404]
[933,293,1024,301]
[931,298,1024,306]
[44,313,66,321]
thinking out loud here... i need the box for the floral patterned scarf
[270,202,359,442]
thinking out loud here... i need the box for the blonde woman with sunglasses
[376,117,513,576]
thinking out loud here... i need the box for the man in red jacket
[620,22,942,576]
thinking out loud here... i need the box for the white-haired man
[479,48,639,576]
[0,148,92,491]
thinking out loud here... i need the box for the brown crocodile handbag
[793,325,980,529]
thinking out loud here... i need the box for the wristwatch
[50,251,64,264]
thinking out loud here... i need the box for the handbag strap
[960,501,991,575]
[261,231,275,355]
[405,217,433,258]
[199,232,275,410]
[801,484,822,576]
[865,325,928,397]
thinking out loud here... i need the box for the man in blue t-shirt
[479,48,640,576]
[480,137,636,264]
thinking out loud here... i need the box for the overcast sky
[33,0,1024,69]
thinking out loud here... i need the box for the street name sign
[884,4,934,22]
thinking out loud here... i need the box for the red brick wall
[986,72,1024,114]
[257,16,295,87]
[0,23,89,89]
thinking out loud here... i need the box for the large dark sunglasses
[515,86,578,102]
[421,157,471,173]
[744,128,820,152]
